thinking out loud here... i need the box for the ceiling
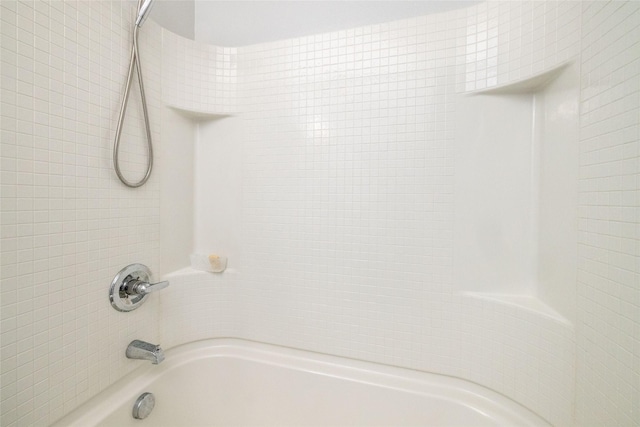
[152,1,480,46]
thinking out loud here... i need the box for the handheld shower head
[135,0,155,27]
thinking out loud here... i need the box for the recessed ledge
[461,291,572,327]
[466,61,573,96]
[168,104,235,121]
[162,266,238,279]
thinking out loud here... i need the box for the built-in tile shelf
[168,104,235,121]
[163,266,239,278]
[455,61,579,324]
[467,61,573,95]
[462,292,572,326]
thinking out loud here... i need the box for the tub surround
[167,3,580,424]
[161,2,637,425]
[1,2,638,427]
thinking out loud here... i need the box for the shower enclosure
[0,1,638,426]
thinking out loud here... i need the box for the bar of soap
[190,253,227,273]
[208,254,226,272]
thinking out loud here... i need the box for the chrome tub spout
[126,340,165,364]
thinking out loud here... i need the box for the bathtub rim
[51,338,550,427]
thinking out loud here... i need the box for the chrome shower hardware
[113,0,156,188]
[127,340,165,364]
[135,0,155,27]
[109,263,169,312]
[132,392,156,419]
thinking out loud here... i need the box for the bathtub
[52,339,548,426]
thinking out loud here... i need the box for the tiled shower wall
[236,9,461,384]
[162,33,237,114]
[0,1,638,426]
[461,1,581,91]
[577,1,640,424]
[0,1,163,425]
[226,3,579,425]
[179,1,636,425]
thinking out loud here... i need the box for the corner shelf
[467,61,572,95]
[168,104,235,121]
[462,292,571,326]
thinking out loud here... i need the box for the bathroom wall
[184,2,581,425]
[0,1,164,425]
[576,1,640,424]
[179,1,638,425]
[1,1,638,426]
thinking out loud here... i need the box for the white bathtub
[52,339,548,427]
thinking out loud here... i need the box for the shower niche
[158,102,240,275]
[454,62,578,324]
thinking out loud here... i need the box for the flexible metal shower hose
[113,5,153,188]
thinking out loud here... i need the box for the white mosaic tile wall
[455,296,575,424]
[162,30,237,114]
[461,1,581,92]
[235,8,461,362]
[0,1,162,425]
[576,1,640,425]
[228,5,578,425]
[159,269,236,350]
[1,1,638,426]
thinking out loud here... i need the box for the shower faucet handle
[109,264,170,312]
[123,278,169,296]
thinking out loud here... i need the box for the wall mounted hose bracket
[109,263,169,312]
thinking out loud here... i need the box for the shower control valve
[109,263,170,312]
[123,278,169,296]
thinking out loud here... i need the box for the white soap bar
[190,253,227,273]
